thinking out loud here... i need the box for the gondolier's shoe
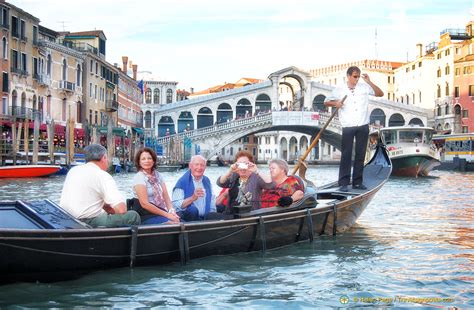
[339,185,349,192]
[352,184,367,190]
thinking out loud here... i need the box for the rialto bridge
[141,67,431,160]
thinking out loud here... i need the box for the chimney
[416,43,423,58]
[121,56,128,73]
[132,64,137,81]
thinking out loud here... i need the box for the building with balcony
[36,26,84,130]
[7,2,40,120]
[0,2,9,115]
[116,56,143,134]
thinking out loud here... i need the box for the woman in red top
[261,159,304,208]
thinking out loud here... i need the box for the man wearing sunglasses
[324,66,384,192]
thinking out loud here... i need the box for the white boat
[375,126,440,177]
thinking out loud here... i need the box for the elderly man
[60,144,140,227]
[172,155,216,221]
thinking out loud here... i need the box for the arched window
[62,59,67,80]
[166,89,173,103]
[445,104,449,115]
[145,89,151,104]
[437,85,441,98]
[153,89,160,104]
[47,54,52,75]
[437,105,441,116]
[2,37,7,59]
[76,64,81,87]
[445,82,449,96]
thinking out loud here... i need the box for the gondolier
[324,66,384,192]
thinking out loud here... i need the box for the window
[89,83,92,97]
[33,26,38,44]
[32,57,38,76]
[19,19,25,40]
[62,99,66,121]
[47,54,51,75]
[455,68,460,76]
[419,91,422,103]
[11,16,18,37]
[437,68,441,77]
[76,64,81,87]
[388,93,391,100]
[153,89,160,104]
[445,105,449,115]
[445,65,450,75]
[21,52,26,71]
[454,86,459,98]
[94,85,97,99]
[462,126,469,133]
[462,110,468,118]
[1,36,6,59]
[94,111,98,125]
[445,83,449,96]
[89,109,92,124]
[95,62,98,75]
[62,59,67,80]
[11,49,18,69]
[437,85,441,98]
[145,89,151,103]
[418,61,422,67]
[2,72,8,92]
[469,85,474,96]
[166,89,173,103]
[445,49,450,56]
[412,64,415,70]
[1,7,8,28]
[387,76,391,83]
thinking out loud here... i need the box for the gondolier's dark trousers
[339,124,369,187]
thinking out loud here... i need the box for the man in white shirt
[324,66,384,192]
[60,144,140,227]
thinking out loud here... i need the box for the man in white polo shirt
[324,66,384,192]
[60,144,140,227]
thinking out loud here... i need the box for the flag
[137,80,144,94]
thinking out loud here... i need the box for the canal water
[0,166,472,308]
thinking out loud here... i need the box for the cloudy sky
[10,0,474,91]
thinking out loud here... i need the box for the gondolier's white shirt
[325,82,374,127]
[60,162,124,219]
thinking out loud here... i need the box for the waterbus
[432,133,474,170]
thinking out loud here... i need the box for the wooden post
[106,112,114,171]
[69,118,75,165]
[48,120,55,164]
[12,119,17,165]
[24,119,29,164]
[32,111,40,164]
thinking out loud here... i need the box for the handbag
[126,198,153,216]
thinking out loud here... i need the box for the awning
[132,127,143,135]
[98,126,126,136]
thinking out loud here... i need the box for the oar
[292,95,347,185]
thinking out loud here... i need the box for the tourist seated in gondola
[60,144,141,228]
[172,155,218,221]
[261,159,304,208]
[217,150,275,212]
[133,147,180,225]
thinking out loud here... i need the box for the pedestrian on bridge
[324,66,384,192]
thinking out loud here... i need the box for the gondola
[0,142,391,283]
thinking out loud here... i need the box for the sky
[10,0,474,91]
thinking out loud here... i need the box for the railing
[58,40,98,55]
[8,106,42,121]
[105,100,118,112]
[10,67,28,77]
[59,80,76,92]
[20,35,27,42]
[155,113,273,145]
[0,22,9,30]
[33,73,51,86]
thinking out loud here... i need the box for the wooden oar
[292,95,347,184]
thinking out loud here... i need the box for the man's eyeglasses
[352,75,360,78]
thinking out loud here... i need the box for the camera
[237,162,248,169]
